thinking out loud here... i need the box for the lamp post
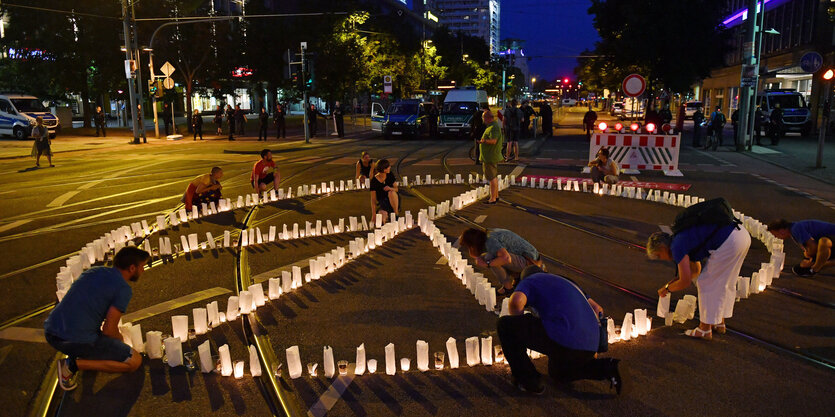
[739,0,780,151]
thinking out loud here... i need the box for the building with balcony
[435,0,500,53]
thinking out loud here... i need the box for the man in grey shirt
[459,228,543,296]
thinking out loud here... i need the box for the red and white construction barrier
[584,133,683,177]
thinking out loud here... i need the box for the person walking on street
[428,101,439,139]
[754,106,764,145]
[659,104,673,126]
[94,106,107,137]
[458,227,544,296]
[692,108,705,147]
[521,100,537,139]
[227,104,236,141]
[708,106,726,149]
[646,198,750,340]
[234,105,246,135]
[480,110,503,203]
[470,104,487,166]
[44,247,150,391]
[162,102,173,136]
[214,105,224,135]
[731,108,739,146]
[31,117,53,167]
[503,100,521,161]
[308,104,320,137]
[257,107,269,141]
[191,110,203,140]
[333,101,345,138]
[582,105,598,141]
[767,219,835,277]
[768,103,784,145]
[251,149,280,193]
[274,104,286,139]
[497,267,621,395]
[539,101,553,137]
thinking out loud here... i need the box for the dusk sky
[500,0,600,81]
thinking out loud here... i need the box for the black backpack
[671,198,741,259]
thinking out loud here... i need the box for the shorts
[507,130,519,143]
[45,332,132,363]
[483,162,498,181]
[258,173,275,186]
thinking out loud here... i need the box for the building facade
[700,0,833,128]
[435,0,500,53]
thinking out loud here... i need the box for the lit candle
[234,360,244,379]
[400,358,410,372]
[367,359,377,374]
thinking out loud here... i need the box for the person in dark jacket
[227,104,236,141]
[234,105,246,135]
[94,106,107,137]
[521,101,536,139]
[754,106,764,145]
[659,104,673,125]
[333,101,345,138]
[428,101,439,139]
[731,108,739,146]
[257,107,269,141]
[274,104,286,139]
[582,106,598,141]
[308,104,320,137]
[191,110,203,140]
[214,105,224,135]
[162,103,173,136]
[692,108,705,147]
[539,101,553,137]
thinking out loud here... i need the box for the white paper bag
[286,346,303,379]
[198,340,214,373]
[164,337,183,367]
[323,346,335,378]
[480,336,493,365]
[385,343,396,375]
[146,331,163,359]
[416,340,429,372]
[465,337,480,366]
[219,344,233,376]
[355,344,366,376]
[249,345,262,376]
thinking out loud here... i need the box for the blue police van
[0,94,60,140]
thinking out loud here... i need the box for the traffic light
[305,60,315,91]
[563,78,569,84]
[824,68,834,80]
[291,70,300,89]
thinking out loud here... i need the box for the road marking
[0,327,46,343]
[658,225,672,234]
[474,215,487,223]
[509,164,526,178]
[123,287,232,323]
[435,256,448,265]
[46,191,81,208]
[46,160,170,207]
[0,219,31,233]
[307,364,355,417]
[630,176,639,182]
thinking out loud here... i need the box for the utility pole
[301,42,310,144]
[130,0,147,143]
[737,0,760,151]
[121,0,140,144]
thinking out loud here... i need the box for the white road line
[0,327,46,343]
[630,176,639,182]
[307,364,356,417]
[0,219,32,233]
[46,160,170,207]
[46,191,81,208]
[509,164,526,178]
[474,215,487,223]
[123,287,232,322]
[658,224,672,234]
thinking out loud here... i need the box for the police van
[0,94,60,139]
[756,89,812,136]
[438,88,488,138]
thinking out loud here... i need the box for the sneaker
[57,358,77,391]
[514,377,545,395]
[607,359,624,395]
[792,265,815,277]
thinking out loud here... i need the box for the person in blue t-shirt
[44,247,150,391]
[646,221,750,340]
[496,267,622,396]
[767,219,835,277]
[459,228,543,296]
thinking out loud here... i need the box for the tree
[582,0,729,94]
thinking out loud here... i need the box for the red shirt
[251,159,276,183]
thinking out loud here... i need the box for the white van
[438,88,488,138]
[0,94,60,139]
[756,89,812,136]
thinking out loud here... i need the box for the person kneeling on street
[44,247,150,391]
[497,266,622,395]
[646,198,751,340]
[588,147,619,185]
[182,166,223,211]
[459,227,543,297]
[767,219,835,277]
[251,149,281,193]
[369,159,399,224]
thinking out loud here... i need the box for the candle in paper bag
[400,358,410,371]
[164,337,183,367]
[119,322,134,348]
[223,231,231,247]
[180,235,191,252]
[249,283,266,307]
[355,344,366,375]
[234,360,245,379]
[193,308,208,335]
[178,208,188,223]
[634,309,647,335]
[171,315,189,342]
[737,276,749,299]
[241,229,249,246]
[207,301,219,327]
[293,223,299,239]
[481,336,493,365]
[323,346,336,378]
[268,226,276,242]
[367,359,377,374]
[292,266,303,288]
[657,293,671,318]
[249,345,262,376]
[156,215,166,231]
[465,337,480,366]
[620,313,633,340]
[645,316,653,333]
[416,340,429,371]
[198,340,214,373]
[146,331,163,359]
[385,343,396,375]
[206,232,216,249]
[218,344,234,376]
[269,278,282,299]
[128,323,143,352]
[375,213,383,228]
[426,174,431,184]
[500,298,510,316]
[683,295,697,319]
[286,346,303,379]
[314,220,322,236]
[607,318,617,343]
[226,295,239,321]
[143,239,152,255]
[672,300,688,323]
[239,291,253,314]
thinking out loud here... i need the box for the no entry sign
[622,74,646,97]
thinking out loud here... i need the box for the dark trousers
[336,117,345,137]
[164,121,173,136]
[193,126,202,140]
[236,120,245,135]
[228,121,236,140]
[95,124,106,137]
[309,121,317,137]
[497,314,611,384]
[275,120,286,138]
[258,124,268,141]
[692,126,702,147]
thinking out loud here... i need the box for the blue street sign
[799,52,822,74]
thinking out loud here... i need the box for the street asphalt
[0,107,832,416]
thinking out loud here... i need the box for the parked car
[684,101,703,119]
[370,99,428,139]
[0,94,59,139]
[756,89,812,136]
[561,98,577,107]
[610,102,624,117]
[438,88,488,138]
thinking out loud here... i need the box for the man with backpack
[708,106,726,149]
[645,198,751,340]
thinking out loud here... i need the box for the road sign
[799,52,822,73]
[160,61,175,77]
[622,74,646,97]
[384,75,393,94]
[163,77,174,89]
[124,59,136,79]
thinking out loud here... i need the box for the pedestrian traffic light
[305,61,315,91]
